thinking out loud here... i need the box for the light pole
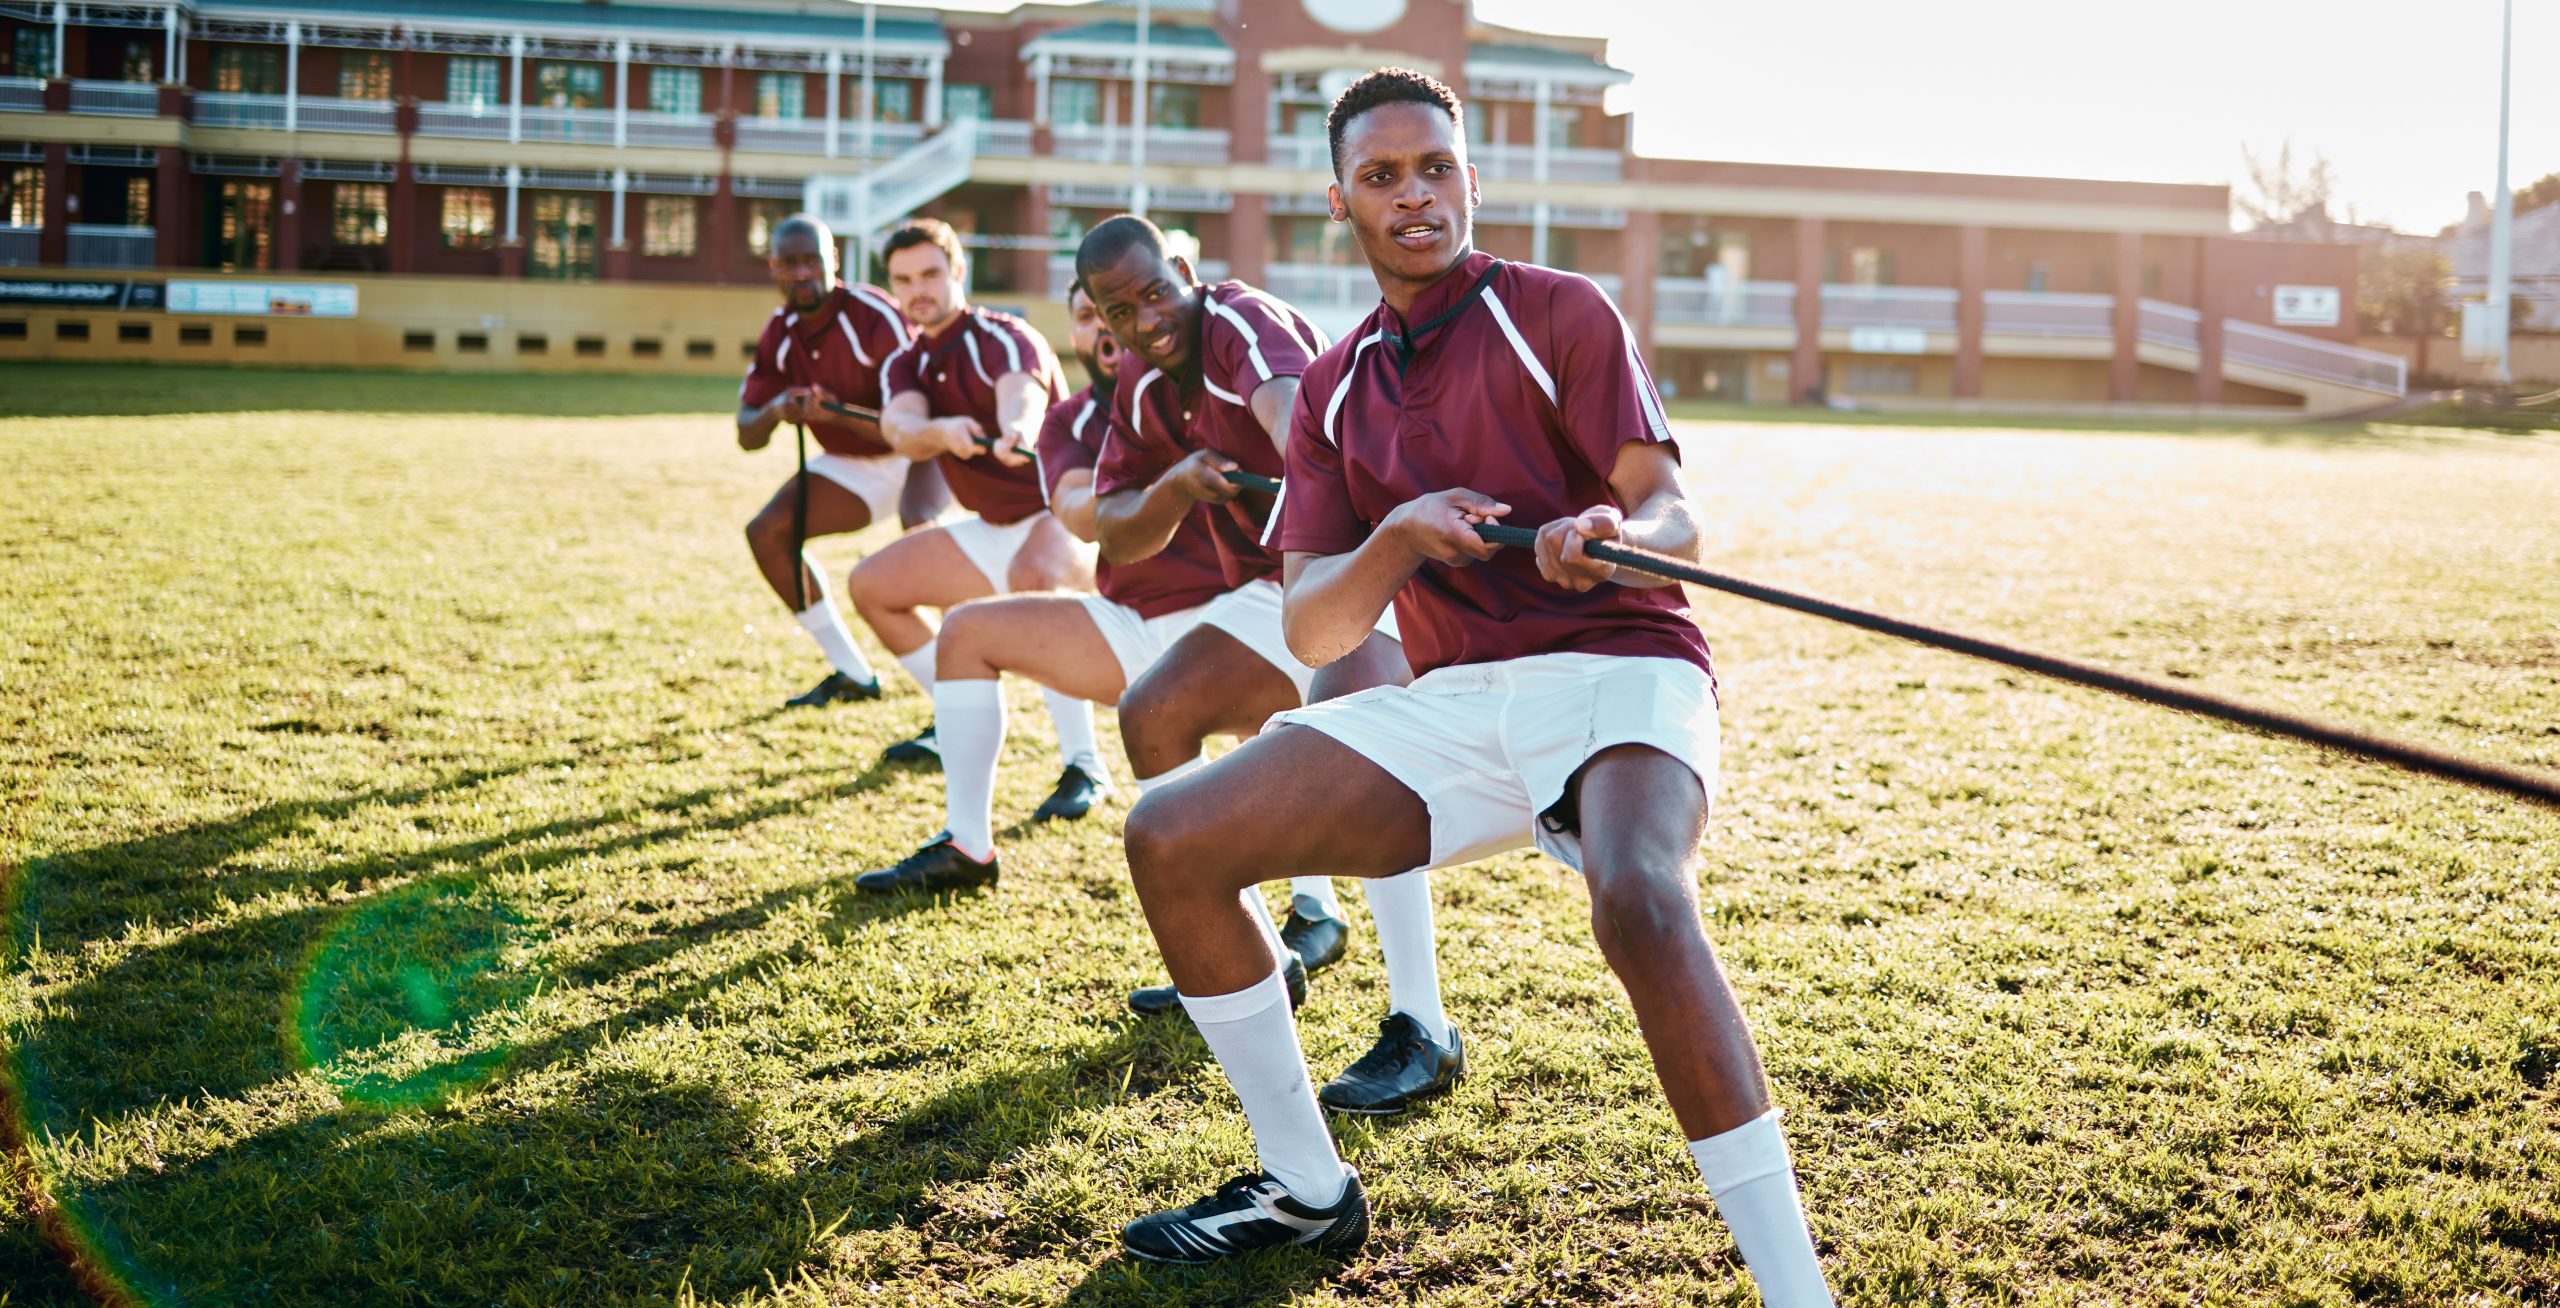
[2486,0,2514,386]
[1131,0,1150,220]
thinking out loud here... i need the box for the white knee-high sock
[793,562,877,683]
[1289,876,1344,919]
[1688,1109,1833,1307]
[1178,964,1347,1206]
[934,679,1005,860]
[1132,753,1202,794]
[893,637,937,698]
[1041,686,1105,780]
[1361,871,1446,1044]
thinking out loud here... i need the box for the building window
[642,195,697,258]
[121,42,156,84]
[215,180,273,271]
[332,183,389,246]
[2025,260,2052,293]
[1839,246,1894,287]
[1843,362,1918,394]
[211,47,282,95]
[646,66,700,116]
[1539,105,1582,149]
[446,56,501,108]
[440,188,495,249]
[746,199,798,256]
[1149,84,1201,129]
[944,82,992,122]
[754,73,804,119]
[535,61,603,109]
[874,80,915,124]
[1050,79,1101,127]
[3,166,41,228]
[9,29,54,78]
[530,193,598,279]
[123,176,151,227]
[339,51,392,101]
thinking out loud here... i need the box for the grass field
[4,362,2557,1306]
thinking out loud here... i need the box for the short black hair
[880,217,965,272]
[1325,67,1464,179]
[1066,275,1089,307]
[1073,213,1169,286]
[769,213,835,257]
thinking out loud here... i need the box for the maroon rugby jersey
[1273,250,1713,680]
[882,305,1067,525]
[1092,281,1328,586]
[1036,385,1229,619]
[738,282,910,457]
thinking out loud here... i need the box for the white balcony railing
[1822,284,1957,332]
[67,223,155,269]
[296,95,395,134]
[2224,320,2406,394]
[2136,298,2200,350]
[1472,143,1623,183]
[520,106,618,145]
[1051,123,1232,166]
[1655,278,1796,328]
[415,100,509,138]
[0,225,39,266]
[1269,133,1330,172]
[194,92,287,129]
[0,75,42,112]
[1983,290,2114,338]
[973,119,1033,157]
[1265,262,1380,310]
[68,79,159,116]
[623,110,716,149]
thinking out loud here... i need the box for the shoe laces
[1341,1014,1427,1078]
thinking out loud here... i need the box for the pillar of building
[602,171,632,280]
[39,142,69,265]
[41,78,68,114]
[2194,235,2226,405]
[1954,222,1987,399]
[1791,215,1824,404]
[708,168,739,286]
[1023,186,1052,296]
[154,146,187,268]
[155,83,191,120]
[1228,192,1269,288]
[497,165,526,278]
[275,158,304,271]
[2109,229,2141,403]
[389,158,417,274]
[1620,206,1658,362]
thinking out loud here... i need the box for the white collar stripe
[1131,368,1164,441]
[1202,376,1245,406]
[963,333,993,386]
[1321,331,1386,447]
[1480,287,1557,406]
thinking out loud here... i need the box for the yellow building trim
[1260,48,1446,78]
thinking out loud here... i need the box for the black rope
[819,396,997,450]
[1462,522,2560,811]
[1225,471,1282,494]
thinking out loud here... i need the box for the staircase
[801,117,980,254]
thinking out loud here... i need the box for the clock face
[1303,0,1406,35]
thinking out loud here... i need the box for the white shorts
[943,511,1057,596]
[1267,652,1719,873]
[805,450,910,525]
[1078,594,1213,689]
[1194,579,1399,703]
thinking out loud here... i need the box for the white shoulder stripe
[848,284,910,346]
[1589,280,1674,441]
[1202,376,1245,406]
[995,323,1024,374]
[1205,295,1273,383]
[1480,288,1556,406]
[776,333,795,370]
[1258,478,1288,548]
[834,312,873,368]
[962,333,993,386]
[1129,368,1164,441]
[1072,396,1098,443]
[1321,332,1387,447]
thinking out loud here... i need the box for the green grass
[4,362,2558,1306]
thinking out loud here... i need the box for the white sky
[915,0,2554,234]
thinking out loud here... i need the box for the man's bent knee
[1586,863,1704,956]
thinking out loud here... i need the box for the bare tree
[2236,141,2339,231]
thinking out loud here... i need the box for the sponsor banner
[2272,284,2340,327]
[165,280,359,318]
[1846,326,1928,355]
[0,278,165,310]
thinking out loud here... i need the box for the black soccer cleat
[786,671,882,709]
[1128,954,1307,1017]
[854,836,998,895]
[1319,1012,1465,1116]
[1030,763,1110,823]
[1279,899,1349,973]
[880,726,940,768]
[1120,1169,1369,1266]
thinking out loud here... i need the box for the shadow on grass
[0,361,739,421]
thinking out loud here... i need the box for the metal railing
[1265,262,1379,309]
[1051,123,1232,166]
[1654,278,1796,328]
[1982,289,2114,337]
[2136,298,2199,350]
[296,95,395,134]
[1822,284,1957,331]
[67,224,155,269]
[2223,320,2406,394]
[68,79,159,116]
[623,110,716,149]
[0,226,38,266]
[973,119,1033,157]
[1472,143,1623,182]
[1268,134,1330,172]
[416,100,511,139]
[194,92,287,129]
[519,106,618,145]
[0,75,41,112]
[804,118,978,238]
